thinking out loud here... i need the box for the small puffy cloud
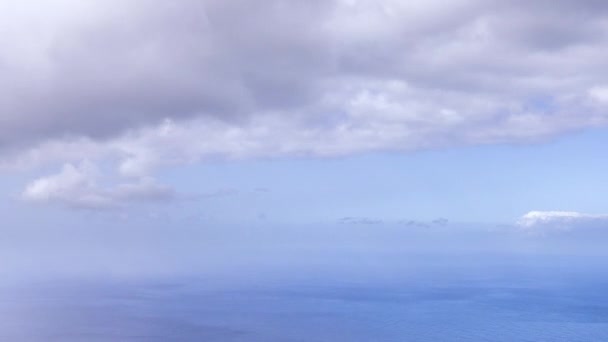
[21,162,174,210]
[21,162,111,209]
[517,211,608,231]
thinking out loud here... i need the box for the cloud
[339,217,383,225]
[110,179,176,203]
[398,218,449,228]
[402,221,430,228]
[21,162,175,210]
[432,218,449,226]
[197,188,239,199]
[517,211,608,231]
[338,217,449,227]
[3,1,608,205]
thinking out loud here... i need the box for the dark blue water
[2,269,608,341]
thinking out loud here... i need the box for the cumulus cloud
[517,211,608,231]
[3,0,608,205]
[21,162,174,210]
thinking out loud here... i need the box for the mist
[2,218,606,282]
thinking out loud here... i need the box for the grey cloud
[339,217,383,225]
[397,218,449,228]
[432,218,449,226]
[2,1,239,146]
[0,0,334,149]
[400,220,429,228]
[198,188,239,199]
[2,0,608,152]
[4,0,608,203]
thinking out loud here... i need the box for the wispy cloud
[339,217,383,225]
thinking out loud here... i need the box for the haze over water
[2,222,608,341]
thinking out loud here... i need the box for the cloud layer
[3,0,608,206]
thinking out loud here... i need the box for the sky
[5,4,608,342]
[2,1,608,280]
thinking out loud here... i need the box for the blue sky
[158,128,608,224]
[3,127,607,229]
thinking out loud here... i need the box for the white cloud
[21,161,112,209]
[21,162,174,210]
[517,211,608,231]
[589,86,608,104]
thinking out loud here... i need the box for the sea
[2,224,608,341]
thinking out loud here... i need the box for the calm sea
[2,262,607,341]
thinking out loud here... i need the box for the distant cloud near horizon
[339,217,383,225]
[4,0,608,207]
[517,211,608,231]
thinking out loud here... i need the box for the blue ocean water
[3,223,608,341]
[2,267,608,341]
